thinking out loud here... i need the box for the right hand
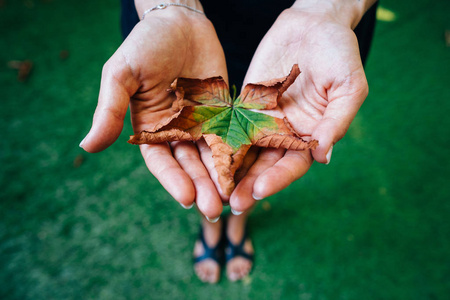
[80,5,228,220]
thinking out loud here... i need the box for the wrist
[134,0,204,21]
[292,0,377,29]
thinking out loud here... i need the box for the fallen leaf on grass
[129,65,318,195]
[73,154,85,168]
[376,6,397,22]
[7,60,33,82]
[262,201,271,211]
[445,30,450,47]
[59,50,69,60]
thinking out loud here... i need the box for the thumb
[80,59,139,153]
[311,83,368,164]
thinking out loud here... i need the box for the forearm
[292,0,378,28]
[134,0,204,20]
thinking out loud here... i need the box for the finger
[140,143,196,207]
[230,148,285,212]
[311,75,369,164]
[80,56,139,153]
[253,149,313,198]
[171,141,222,219]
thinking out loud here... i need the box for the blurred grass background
[1,0,449,299]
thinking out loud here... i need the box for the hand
[80,5,227,219]
[230,3,372,211]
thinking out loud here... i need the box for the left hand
[229,6,370,212]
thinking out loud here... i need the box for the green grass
[1,0,450,299]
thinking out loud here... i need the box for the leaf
[129,64,318,195]
[7,60,33,82]
[446,29,450,47]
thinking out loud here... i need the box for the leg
[225,211,254,281]
[193,216,223,283]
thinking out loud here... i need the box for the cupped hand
[80,9,227,219]
[230,7,369,211]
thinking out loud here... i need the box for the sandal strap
[193,227,223,264]
[225,229,254,262]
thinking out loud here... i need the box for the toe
[204,268,212,283]
[226,258,253,281]
[240,260,251,278]
[195,260,220,284]
[228,270,239,282]
[195,263,209,282]
[195,264,207,282]
[226,261,239,281]
[209,268,220,284]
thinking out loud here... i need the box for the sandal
[224,226,254,264]
[193,224,224,266]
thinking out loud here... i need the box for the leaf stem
[231,84,237,101]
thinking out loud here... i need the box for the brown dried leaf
[59,50,69,60]
[8,60,33,82]
[238,64,301,109]
[129,128,193,144]
[129,65,318,195]
[445,30,450,47]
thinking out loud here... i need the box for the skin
[194,0,376,281]
[80,6,227,219]
[79,1,251,282]
[229,6,371,211]
[80,0,377,283]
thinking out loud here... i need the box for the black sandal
[193,225,224,266]
[224,226,254,264]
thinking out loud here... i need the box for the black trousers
[120,0,377,87]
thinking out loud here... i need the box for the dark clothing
[354,3,378,66]
[120,0,140,39]
[120,0,377,86]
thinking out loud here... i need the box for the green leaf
[129,64,318,195]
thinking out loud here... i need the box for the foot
[225,213,254,281]
[193,218,223,283]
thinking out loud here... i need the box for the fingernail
[206,215,220,223]
[79,136,86,148]
[252,193,263,201]
[231,208,244,216]
[326,145,333,165]
[180,202,194,209]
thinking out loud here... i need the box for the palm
[82,14,228,219]
[230,10,368,210]
[244,12,367,139]
[118,17,227,133]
